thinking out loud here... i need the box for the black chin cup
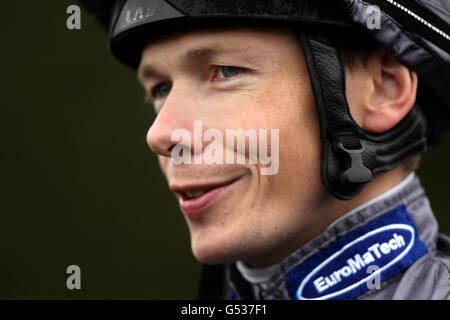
[299,32,427,200]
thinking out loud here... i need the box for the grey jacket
[227,174,450,300]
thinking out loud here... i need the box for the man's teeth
[184,188,213,199]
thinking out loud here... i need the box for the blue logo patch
[285,205,428,300]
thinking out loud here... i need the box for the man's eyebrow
[138,44,256,82]
[137,65,164,84]
[182,44,238,62]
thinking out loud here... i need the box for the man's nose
[146,87,193,158]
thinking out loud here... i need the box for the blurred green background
[1,1,449,299]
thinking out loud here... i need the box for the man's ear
[346,48,418,133]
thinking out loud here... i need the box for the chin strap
[298,32,428,200]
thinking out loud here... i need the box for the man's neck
[242,166,414,269]
[328,166,412,226]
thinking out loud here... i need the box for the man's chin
[192,241,241,265]
[192,249,232,265]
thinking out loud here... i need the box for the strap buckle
[337,141,372,184]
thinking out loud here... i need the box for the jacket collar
[227,174,438,300]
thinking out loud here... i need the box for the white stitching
[384,0,450,41]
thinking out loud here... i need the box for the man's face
[139,27,337,267]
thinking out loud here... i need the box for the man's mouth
[170,178,241,219]
[182,187,215,200]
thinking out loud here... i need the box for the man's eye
[218,66,242,79]
[152,83,172,99]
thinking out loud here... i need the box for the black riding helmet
[78,0,450,298]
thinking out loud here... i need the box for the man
[79,0,450,299]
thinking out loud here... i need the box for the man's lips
[170,177,241,219]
